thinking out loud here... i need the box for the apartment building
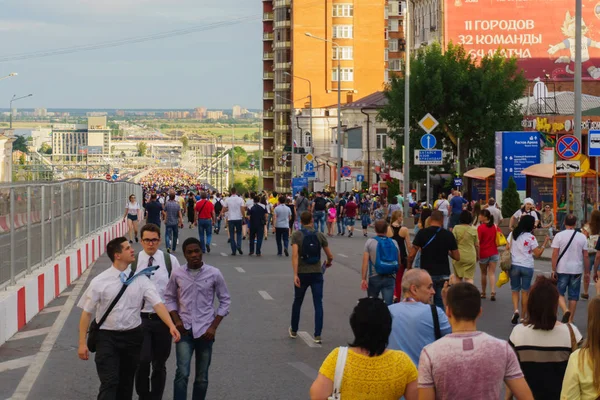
[411,0,441,48]
[51,116,111,162]
[262,0,404,192]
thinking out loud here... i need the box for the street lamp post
[284,72,312,179]
[0,73,17,83]
[10,93,33,129]
[306,32,342,193]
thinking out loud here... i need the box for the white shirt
[507,232,539,269]
[225,195,245,220]
[551,229,588,274]
[134,250,181,313]
[126,201,141,215]
[512,208,538,222]
[437,200,450,214]
[77,265,162,331]
[487,205,503,225]
[246,199,254,209]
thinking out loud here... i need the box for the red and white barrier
[0,211,43,233]
[0,219,128,346]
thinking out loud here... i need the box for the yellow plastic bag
[497,270,509,288]
[496,230,508,247]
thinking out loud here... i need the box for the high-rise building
[34,108,48,118]
[51,116,111,161]
[232,105,243,119]
[262,0,390,192]
[206,110,224,120]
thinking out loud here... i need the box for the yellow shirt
[561,349,600,400]
[269,196,278,206]
[319,348,417,400]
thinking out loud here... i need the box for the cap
[524,197,535,205]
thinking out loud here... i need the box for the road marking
[258,290,273,300]
[220,252,229,257]
[298,331,322,348]
[0,355,36,373]
[38,306,63,314]
[8,327,52,341]
[288,362,319,380]
[58,291,72,298]
[235,267,245,273]
[337,253,348,258]
[11,262,95,399]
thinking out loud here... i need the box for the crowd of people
[76,173,600,399]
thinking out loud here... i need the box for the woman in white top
[436,193,450,229]
[581,210,600,299]
[506,215,549,325]
[122,194,141,243]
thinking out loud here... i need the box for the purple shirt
[164,263,231,339]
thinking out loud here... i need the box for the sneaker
[363,233,367,237]
[581,293,589,300]
[249,252,254,256]
[313,336,322,344]
[284,248,289,257]
[348,232,353,238]
[206,244,211,253]
[511,312,520,325]
[167,248,171,254]
[129,240,133,244]
[288,327,297,339]
[341,232,345,236]
[243,236,246,240]
[238,248,243,255]
[135,236,139,243]
[227,238,231,243]
[562,311,571,323]
[231,252,236,256]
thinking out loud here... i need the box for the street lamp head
[305,32,313,37]
[284,72,291,76]
[9,73,17,77]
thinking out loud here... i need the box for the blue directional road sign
[112,174,118,180]
[589,130,600,157]
[292,177,308,196]
[356,174,365,182]
[303,171,316,179]
[305,162,314,172]
[414,150,443,165]
[420,134,437,150]
[454,178,463,187]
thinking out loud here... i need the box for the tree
[12,135,29,153]
[39,143,52,154]
[245,176,258,192]
[253,131,260,141]
[242,134,249,142]
[387,178,401,203]
[502,176,521,219]
[18,154,25,165]
[379,43,527,183]
[232,146,248,169]
[136,142,148,157]
[180,135,189,151]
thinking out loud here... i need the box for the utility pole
[403,3,411,218]
[573,0,583,225]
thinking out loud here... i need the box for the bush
[501,176,521,218]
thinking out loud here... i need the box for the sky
[0,0,261,109]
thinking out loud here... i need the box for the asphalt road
[0,223,596,400]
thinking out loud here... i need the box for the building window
[303,131,312,148]
[388,19,399,32]
[376,129,388,149]
[389,59,402,71]
[332,4,354,17]
[332,25,353,39]
[389,1,400,16]
[385,49,389,61]
[332,68,354,82]
[389,39,399,52]
[333,46,353,60]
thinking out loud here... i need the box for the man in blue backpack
[290,211,334,344]
[361,219,400,305]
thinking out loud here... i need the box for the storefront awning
[522,163,598,179]
[464,167,495,180]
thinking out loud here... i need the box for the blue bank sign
[495,131,540,191]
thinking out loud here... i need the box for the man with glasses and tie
[77,236,180,400]
[134,223,181,400]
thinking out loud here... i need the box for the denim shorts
[557,273,582,301]
[480,254,500,264]
[345,217,356,226]
[510,265,534,292]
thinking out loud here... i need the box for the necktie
[119,272,127,283]
[148,256,155,268]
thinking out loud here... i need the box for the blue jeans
[313,211,326,233]
[165,225,179,251]
[337,216,346,234]
[214,217,221,232]
[197,219,212,252]
[275,227,289,255]
[291,273,324,337]
[367,274,395,304]
[510,265,534,292]
[431,275,450,309]
[173,334,213,400]
[557,273,583,301]
[249,227,264,255]
[228,220,243,253]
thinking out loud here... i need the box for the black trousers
[95,327,144,400]
[135,316,173,400]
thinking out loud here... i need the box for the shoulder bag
[87,270,133,353]
[553,231,578,283]
[500,236,513,272]
[328,346,349,400]
[430,304,442,340]
[422,228,442,250]
[495,225,508,247]
[566,323,579,352]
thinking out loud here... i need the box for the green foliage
[136,141,147,157]
[232,181,247,195]
[379,42,527,182]
[502,176,521,218]
[232,146,248,168]
[361,181,369,191]
[387,178,401,203]
[245,176,258,192]
[180,135,189,150]
[12,135,29,153]
[39,143,52,154]
[18,154,25,165]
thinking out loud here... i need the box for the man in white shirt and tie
[134,224,182,400]
[77,237,181,400]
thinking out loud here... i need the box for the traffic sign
[556,160,581,173]
[303,171,316,180]
[589,130,600,157]
[305,162,314,172]
[305,153,314,162]
[292,177,308,196]
[105,174,111,181]
[414,150,443,165]
[454,178,463,187]
[556,135,581,160]
[420,133,437,149]
[418,113,439,134]
[356,174,365,182]
[340,166,352,177]
[112,174,118,181]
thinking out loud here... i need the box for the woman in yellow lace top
[309,298,418,400]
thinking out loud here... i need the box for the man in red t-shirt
[344,196,359,238]
[194,192,216,253]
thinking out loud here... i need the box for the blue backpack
[369,236,399,275]
[300,228,322,265]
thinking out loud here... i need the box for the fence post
[82,182,87,236]
[51,186,56,259]
[60,182,65,254]
[41,185,46,265]
[9,187,15,285]
[26,185,31,274]
[70,182,74,246]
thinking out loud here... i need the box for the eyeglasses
[142,238,160,244]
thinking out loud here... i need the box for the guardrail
[0,179,142,288]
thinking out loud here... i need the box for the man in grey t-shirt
[295,191,310,221]
[273,196,292,256]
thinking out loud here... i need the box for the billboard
[495,131,541,191]
[444,0,600,80]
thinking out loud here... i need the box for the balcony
[263,111,274,119]
[263,130,274,138]
[263,52,274,60]
[263,12,274,21]
[263,32,274,41]
[263,151,274,158]
[275,165,291,173]
[263,91,275,100]
[274,104,291,111]
[263,72,274,80]
[263,169,275,178]
[275,124,291,131]
[274,41,291,49]
[274,62,292,70]
[274,0,291,7]
[275,82,291,90]
[276,186,289,193]
[275,20,291,28]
